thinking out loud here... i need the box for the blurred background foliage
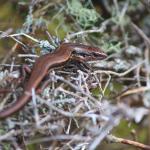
[0,0,150,150]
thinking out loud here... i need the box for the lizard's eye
[92,52,99,57]
[72,51,91,57]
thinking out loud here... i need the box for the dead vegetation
[0,0,150,149]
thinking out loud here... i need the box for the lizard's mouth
[91,52,107,59]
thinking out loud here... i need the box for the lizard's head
[71,43,107,61]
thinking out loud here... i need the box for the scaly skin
[0,43,107,119]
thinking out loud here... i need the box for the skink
[0,43,107,119]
